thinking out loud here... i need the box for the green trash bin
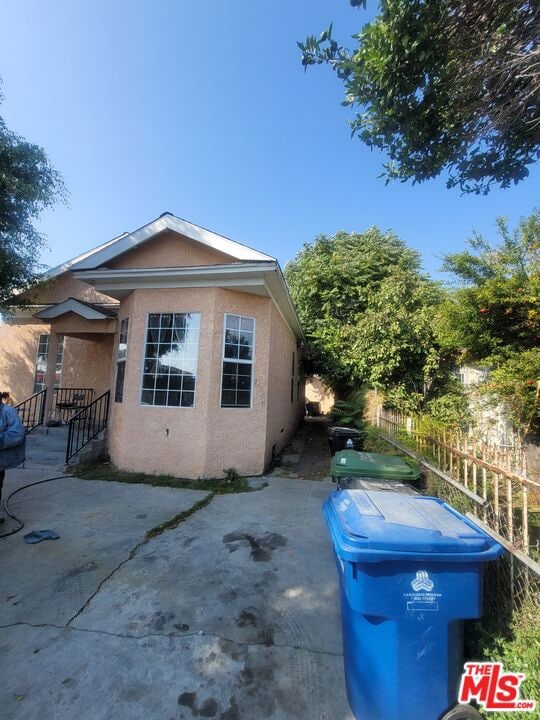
[330,449,421,490]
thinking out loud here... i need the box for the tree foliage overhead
[298,0,540,194]
[285,228,442,398]
[0,85,65,311]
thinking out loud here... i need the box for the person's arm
[0,406,25,449]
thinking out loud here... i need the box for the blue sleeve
[0,406,26,449]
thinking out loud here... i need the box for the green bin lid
[330,449,420,481]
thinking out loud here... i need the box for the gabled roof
[45,213,274,279]
[33,297,118,321]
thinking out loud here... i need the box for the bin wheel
[440,705,483,720]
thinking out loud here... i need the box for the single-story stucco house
[0,213,305,478]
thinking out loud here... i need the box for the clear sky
[1,0,538,279]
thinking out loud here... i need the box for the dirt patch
[280,418,332,481]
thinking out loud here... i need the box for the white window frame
[220,313,255,409]
[139,311,201,409]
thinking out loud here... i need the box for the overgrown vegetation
[466,601,540,720]
[72,461,255,495]
[329,389,367,430]
[292,212,539,439]
[285,228,443,399]
[437,211,540,437]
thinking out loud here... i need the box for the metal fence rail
[13,388,47,432]
[377,408,540,558]
[66,390,110,463]
[375,420,540,625]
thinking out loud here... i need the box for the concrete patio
[0,466,352,719]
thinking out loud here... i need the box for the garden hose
[0,475,75,540]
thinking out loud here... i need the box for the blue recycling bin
[323,489,504,720]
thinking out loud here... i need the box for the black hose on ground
[0,475,75,540]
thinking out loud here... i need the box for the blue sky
[1,0,538,279]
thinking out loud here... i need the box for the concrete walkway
[0,467,352,719]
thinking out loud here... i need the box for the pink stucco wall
[0,320,46,402]
[107,287,273,478]
[107,230,234,269]
[0,270,117,404]
[0,319,115,405]
[264,304,305,466]
[22,272,116,305]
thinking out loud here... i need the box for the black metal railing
[66,390,110,464]
[13,388,47,432]
[53,387,94,423]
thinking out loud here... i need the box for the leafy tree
[437,211,540,362]
[284,228,443,400]
[437,211,540,435]
[298,1,540,194]
[0,85,65,312]
[477,349,540,437]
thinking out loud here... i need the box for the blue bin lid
[324,489,503,563]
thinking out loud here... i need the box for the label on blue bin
[403,570,442,613]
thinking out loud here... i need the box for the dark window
[221,314,254,408]
[141,312,201,407]
[114,361,126,403]
[114,317,129,403]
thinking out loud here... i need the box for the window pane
[141,312,200,406]
[224,343,239,359]
[182,375,195,392]
[155,374,169,390]
[220,359,252,408]
[225,314,240,330]
[118,317,129,361]
[144,359,158,374]
[141,389,154,405]
[240,317,254,332]
[115,361,126,403]
[221,390,236,407]
[168,391,181,407]
[236,391,251,407]
[173,313,186,329]
[224,329,240,344]
[237,374,251,390]
[238,342,252,361]
[142,374,155,389]
[222,374,236,390]
[221,315,254,408]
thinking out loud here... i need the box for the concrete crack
[64,493,214,628]
[0,620,342,658]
